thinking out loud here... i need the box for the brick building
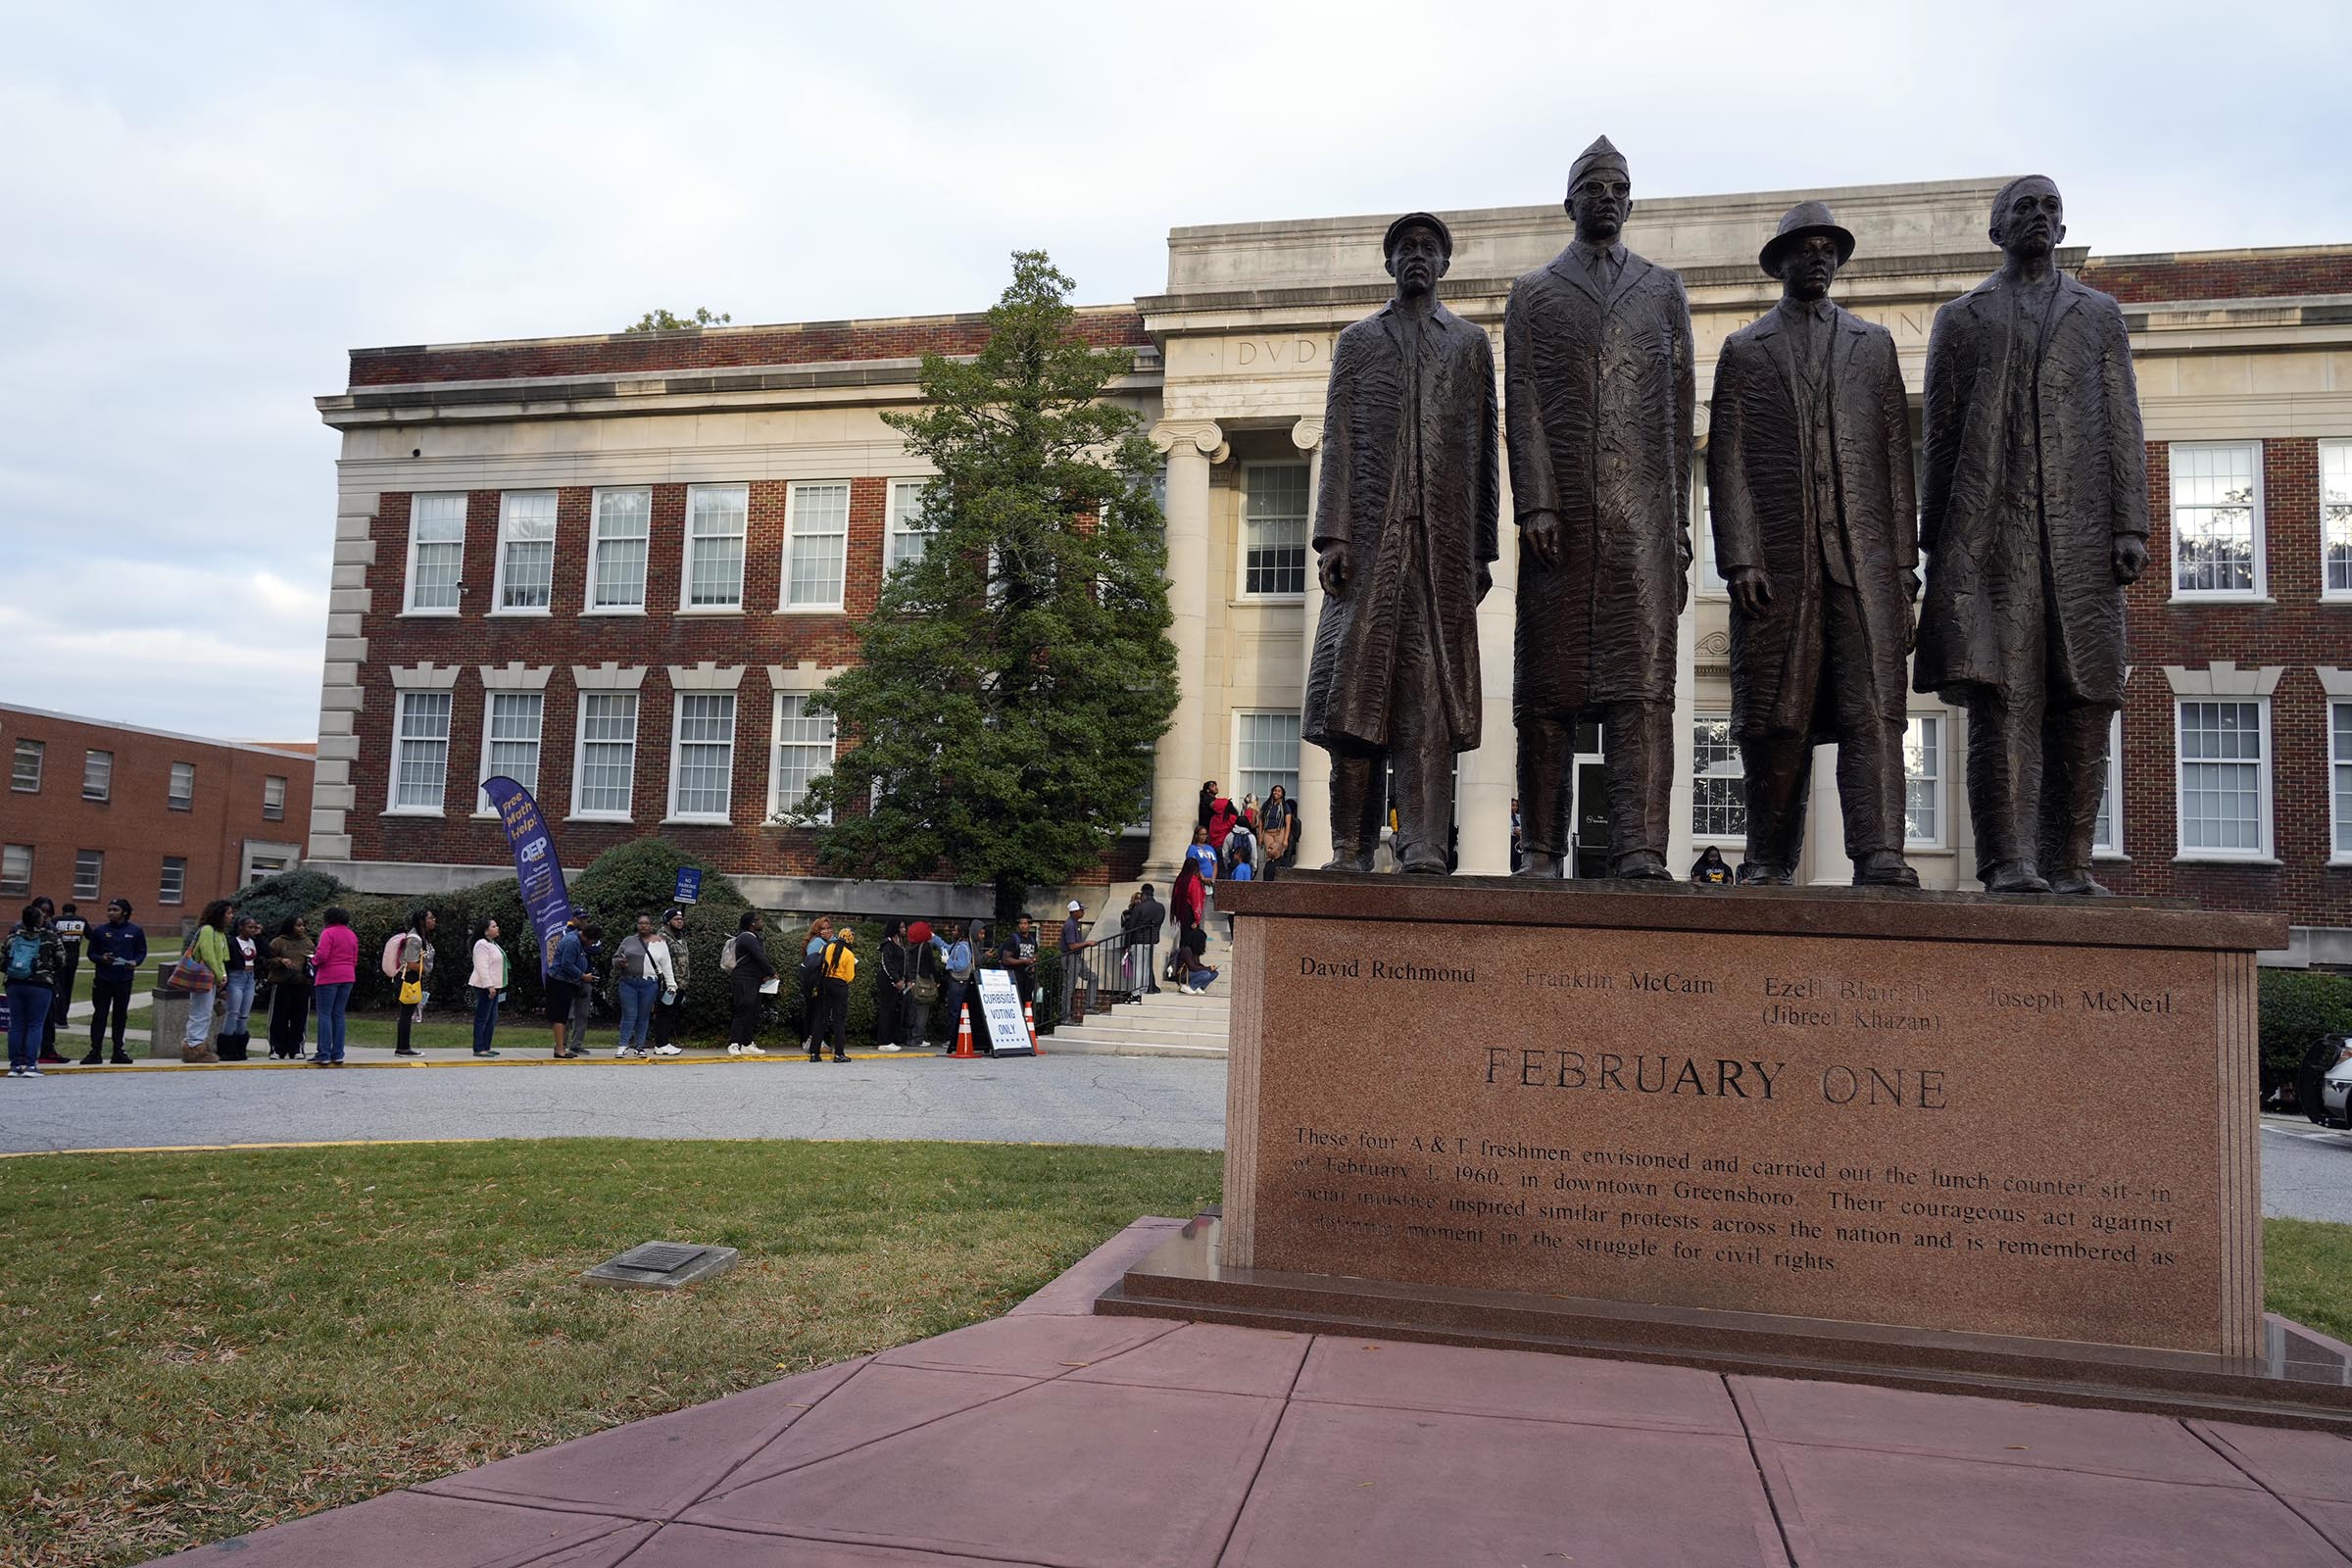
[0,706,314,931]
[305,177,2352,960]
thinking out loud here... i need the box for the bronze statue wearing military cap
[1709,200,1921,886]
[1303,211,1498,872]
[1507,135,1695,880]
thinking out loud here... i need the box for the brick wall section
[2081,251,2352,306]
[350,485,1135,893]
[0,709,313,927]
[349,310,1151,388]
[2097,438,2352,927]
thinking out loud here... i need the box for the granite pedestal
[1100,875,2352,1427]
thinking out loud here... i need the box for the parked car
[2297,1034,2352,1130]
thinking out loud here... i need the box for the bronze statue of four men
[1302,141,2146,894]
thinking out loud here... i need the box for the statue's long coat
[1707,302,1917,740]
[1505,245,1694,718]
[1302,299,1498,752]
[1913,271,2148,706]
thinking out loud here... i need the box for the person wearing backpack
[384,908,436,1058]
[726,909,775,1055]
[5,902,65,1078]
[797,916,834,1054]
[813,925,857,1062]
[39,902,87,1063]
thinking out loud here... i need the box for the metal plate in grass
[581,1240,741,1291]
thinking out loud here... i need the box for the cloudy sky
[4,0,2344,742]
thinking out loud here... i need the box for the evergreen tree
[792,252,1177,922]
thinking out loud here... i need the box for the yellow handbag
[398,962,423,1007]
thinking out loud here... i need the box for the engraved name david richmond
[1300,956,1476,983]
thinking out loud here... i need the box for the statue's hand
[2112,535,2148,586]
[1319,542,1352,598]
[1726,564,1773,618]
[1520,511,1563,570]
[1476,564,1494,604]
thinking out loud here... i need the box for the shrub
[2259,969,2352,1095]
[229,868,349,940]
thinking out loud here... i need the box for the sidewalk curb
[21,1050,951,1075]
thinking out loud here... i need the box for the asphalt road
[0,1055,1228,1156]
[2260,1114,2352,1225]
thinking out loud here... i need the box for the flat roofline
[348,302,1145,365]
[0,703,318,763]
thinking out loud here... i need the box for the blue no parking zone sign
[673,867,704,906]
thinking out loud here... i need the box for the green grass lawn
[2264,1217,2352,1345]
[0,1140,1223,1568]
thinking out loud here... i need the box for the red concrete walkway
[152,1218,2352,1567]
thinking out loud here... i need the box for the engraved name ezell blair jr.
[1914,176,2149,895]
[1508,135,1695,880]
[1708,201,1921,887]
[1302,212,1499,873]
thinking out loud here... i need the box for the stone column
[1291,417,1335,870]
[1147,419,1226,875]
[1456,367,1516,876]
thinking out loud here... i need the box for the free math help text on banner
[482,775,575,978]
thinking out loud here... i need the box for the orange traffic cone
[1022,1000,1043,1054]
[951,1010,977,1059]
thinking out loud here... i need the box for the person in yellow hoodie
[813,925,857,1063]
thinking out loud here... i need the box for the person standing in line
[386,908,437,1057]
[545,918,588,1058]
[1125,883,1166,994]
[466,916,506,1057]
[310,906,359,1067]
[875,917,908,1053]
[612,912,677,1058]
[934,921,977,1052]
[1257,786,1297,883]
[178,899,233,1062]
[999,916,1039,1013]
[80,899,145,1065]
[650,907,691,1054]
[5,902,64,1078]
[38,902,86,1063]
[798,916,834,1054]
[1168,858,1206,986]
[1059,900,1099,1017]
[726,909,775,1055]
[567,922,607,1057]
[814,925,857,1062]
[266,915,314,1060]
[217,914,263,1060]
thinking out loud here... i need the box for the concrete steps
[1049,987,1232,1059]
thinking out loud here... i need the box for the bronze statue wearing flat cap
[1708,201,1922,887]
[1507,135,1695,880]
[1302,212,1499,872]
[1915,176,2149,894]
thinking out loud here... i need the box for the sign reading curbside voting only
[975,970,1035,1056]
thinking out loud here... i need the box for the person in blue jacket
[547,920,589,1058]
[78,899,147,1065]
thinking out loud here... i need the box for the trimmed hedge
[2259,968,2352,1094]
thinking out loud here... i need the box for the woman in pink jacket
[309,906,360,1067]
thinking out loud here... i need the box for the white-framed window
[571,693,638,819]
[159,856,185,906]
[491,490,559,612]
[681,483,748,611]
[263,775,286,821]
[0,844,29,897]
[1691,714,1744,840]
[73,849,102,901]
[2169,443,2264,599]
[769,693,837,823]
[2324,442,2352,600]
[1903,714,1944,848]
[477,692,545,812]
[2092,710,2124,858]
[83,750,112,802]
[667,693,737,821]
[2176,699,2271,859]
[404,492,468,614]
[587,487,652,612]
[388,690,453,813]
[1241,463,1309,598]
[168,760,194,810]
[2331,702,2352,862]
[782,481,852,611]
[11,739,41,792]
[1123,742,1154,838]
[1234,710,1301,804]
[1695,474,1726,596]
[886,478,931,575]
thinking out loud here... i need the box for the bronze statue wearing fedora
[1302,212,1499,873]
[1708,201,1921,886]
[1507,135,1695,880]
[1915,177,2149,894]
